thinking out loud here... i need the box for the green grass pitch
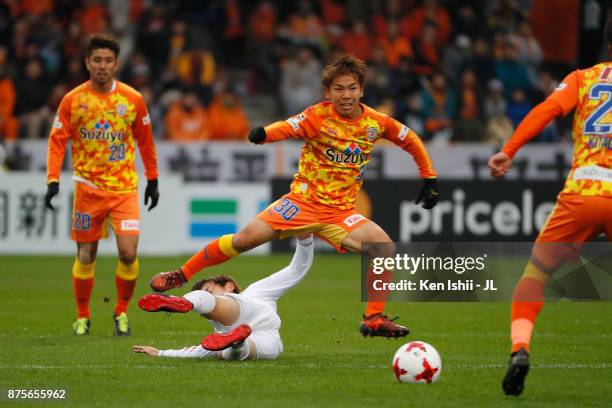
[1,254,611,407]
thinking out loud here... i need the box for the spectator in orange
[78,0,109,35]
[20,0,53,16]
[287,0,324,44]
[339,20,373,62]
[0,67,18,141]
[407,0,451,46]
[249,1,277,43]
[377,20,412,68]
[173,49,216,104]
[165,92,211,142]
[412,21,440,76]
[321,0,345,27]
[372,0,411,39]
[208,88,250,141]
[453,68,484,142]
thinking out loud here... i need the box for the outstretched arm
[133,344,217,358]
[489,99,565,177]
[242,234,314,302]
[249,108,315,144]
[490,70,579,178]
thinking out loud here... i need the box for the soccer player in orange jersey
[45,34,159,336]
[151,55,438,338]
[489,19,612,397]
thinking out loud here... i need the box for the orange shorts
[71,181,140,242]
[256,192,369,252]
[532,194,612,270]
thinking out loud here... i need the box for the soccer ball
[392,341,442,384]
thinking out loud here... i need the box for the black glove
[415,178,439,209]
[44,182,59,211]
[248,127,267,144]
[144,179,159,211]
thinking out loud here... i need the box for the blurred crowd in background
[0,0,608,146]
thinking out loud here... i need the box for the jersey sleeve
[383,117,437,179]
[547,70,580,115]
[263,108,316,143]
[242,236,314,302]
[501,98,564,158]
[133,97,159,180]
[46,94,72,184]
[158,345,217,358]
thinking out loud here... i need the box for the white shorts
[250,330,283,360]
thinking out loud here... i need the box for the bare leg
[115,234,138,265]
[231,218,280,252]
[77,241,99,264]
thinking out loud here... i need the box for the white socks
[183,290,216,315]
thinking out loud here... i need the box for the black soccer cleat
[502,348,530,396]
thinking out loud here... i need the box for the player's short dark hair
[192,275,242,294]
[86,33,120,58]
[321,54,367,89]
[606,16,612,47]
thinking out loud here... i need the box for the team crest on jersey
[117,104,127,116]
[366,127,378,140]
[286,113,306,131]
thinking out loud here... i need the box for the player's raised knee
[231,231,257,252]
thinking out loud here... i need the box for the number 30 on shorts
[272,198,300,221]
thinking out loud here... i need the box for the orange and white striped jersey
[264,101,437,210]
[47,80,158,193]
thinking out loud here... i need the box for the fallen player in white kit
[133,234,313,360]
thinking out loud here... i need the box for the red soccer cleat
[150,269,187,292]
[359,313,410,338]
[138,293,193,313]
[201,324,252,351]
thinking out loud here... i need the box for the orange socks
[365,265,392,317]
[510,262,549,354]
[72,259,95,319]
[114,260,139,315]
[181,234,239,280]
